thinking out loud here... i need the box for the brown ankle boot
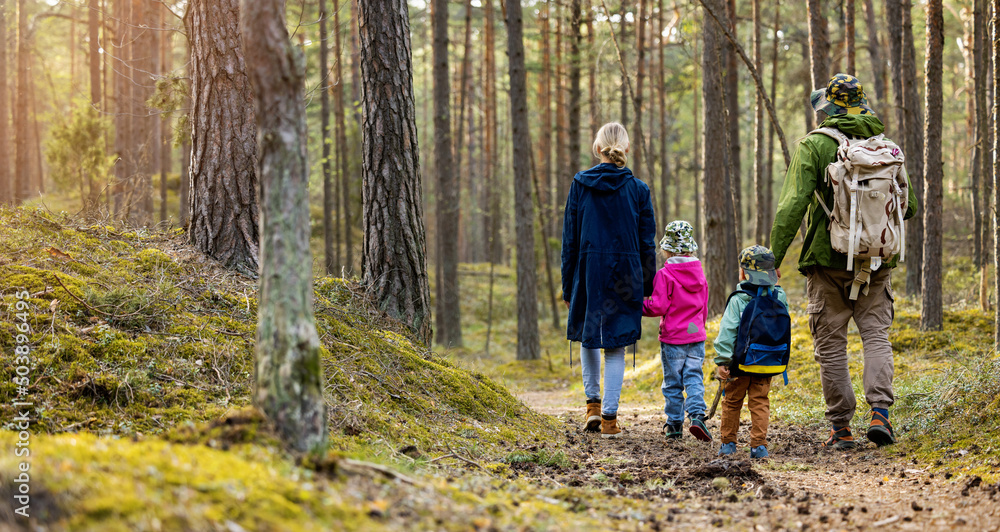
[601,416,622,438]
[585,400,601,432]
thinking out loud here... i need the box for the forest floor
[508,387,1000,531]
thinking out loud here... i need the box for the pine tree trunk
[657,0,669,222]
[886,0,904,148]
[454,0,473,264]
[483,0,499,264]
[505,0,540,360]
[349,0,361,125]
[586,1,599,141]
[241,0,327,454]
[920,0,943,331]
[359,0,433,344]
[320,0,335,274]
[431,0,462,347]
[634,0,646,180]
[180,47,191,226]
[538,0,552,246]
[902,0,925,296]
[993,0,1000,349]
[807,0,829,128]
[752,0,766,245]
[620,0,629,127]
[703,0,738,316]
[862,0,889,130]
[764,0,781,246]
[334,0,349,271]
[693,35,702,245]
[724,0,741,241]
[554,3,567,239]
[976,0,992,310]
[569,0,582,176]
[14,0,29,203]
[0,0,9,205]
[129,0,154,225]
[185,0,260,275]
[845,0,855,74]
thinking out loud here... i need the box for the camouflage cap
[739,245,778,286]
[811,73,876,117]
[660,220,698,254]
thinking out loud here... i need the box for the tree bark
[554,2,567,239]
[454,0,473,264]
[620,0,629,126]
[752,0,766,245]
[569,0,582,178]
[180,46,191,226]
[431,0,462,347]
[334,0,349,272]
[586,0,599,141]
[862,0,889,130]
[634,0,647,180]
[845,0,855,74]
[724,0,740,241]
[505,0,540,360]
[483,0,499,264]
[359,0,433,344]
[993,0,1000,349]
[976,0,992,310]
[902,0,925,296]
[320,0,335,274]
[764,0,781,246]
[241,0,327,454]
[129,0,154,225]
[703,0,738,316]
[920,0,943,331]
[185,0,260,275]
[538,0,552,247]
[0,0,9,205]
[807,0,829,129]
[886,0,904,150]
[14,0,29,203]
[657,0,670,222]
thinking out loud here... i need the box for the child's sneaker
[867,411,896,447]
[584,400,601,432]
[718,442,737,456]
[750,445,769,459]
[823,426,857,450]
[601,416,623,438]
[688,414,712,441]
[663,422,683,440]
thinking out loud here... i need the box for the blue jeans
[660,342,707,424]
[581,345,626,416]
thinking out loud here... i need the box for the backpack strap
[724,289,756,311]
[809,127,851,150]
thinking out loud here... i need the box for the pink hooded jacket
[642,257,709,344]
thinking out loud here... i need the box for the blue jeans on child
[581,345,626,416]
[660,342,707,424]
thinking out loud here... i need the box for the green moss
[135,248,182,275]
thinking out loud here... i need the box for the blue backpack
[725,285,792,384]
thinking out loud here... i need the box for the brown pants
[720,376,772,448]
[807,266,895,427]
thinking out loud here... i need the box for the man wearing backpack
[770,74,918,450]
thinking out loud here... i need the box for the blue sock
[873,407,889,420]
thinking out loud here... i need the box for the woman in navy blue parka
[561,122,658,438]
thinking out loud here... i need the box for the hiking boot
[688,415,713,442]
[584,399,601,433]
[718,442,737,456]
[823,426,857,450]
[867,411,896,447]
[663,422,683,440]
[750,445,769,459]
[601,415,622,438]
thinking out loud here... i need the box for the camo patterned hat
[660,220,698,254]
[739,245,779,286]
[810,73,876,117]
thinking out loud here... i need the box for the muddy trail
[513,390,1000,530]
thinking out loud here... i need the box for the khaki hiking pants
[720,376,772,448]
[806,266,895,427]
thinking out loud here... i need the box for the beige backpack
[811,127,909,299]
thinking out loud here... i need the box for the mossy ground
[0,207,563,530]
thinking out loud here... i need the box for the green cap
[739,245,778,286]
[660,220,698,254]
[811,73,876,117]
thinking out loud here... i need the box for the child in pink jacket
[642,221,711,442]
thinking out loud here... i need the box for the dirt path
[514,389,1000,531]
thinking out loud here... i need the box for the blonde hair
[592,122,630,168]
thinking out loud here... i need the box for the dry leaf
[46,247,74,261]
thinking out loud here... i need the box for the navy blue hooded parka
[561,163,658,349]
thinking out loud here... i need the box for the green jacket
[713,284,788,367]
[769,114,919,274]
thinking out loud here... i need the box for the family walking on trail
[561,73,918,457]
